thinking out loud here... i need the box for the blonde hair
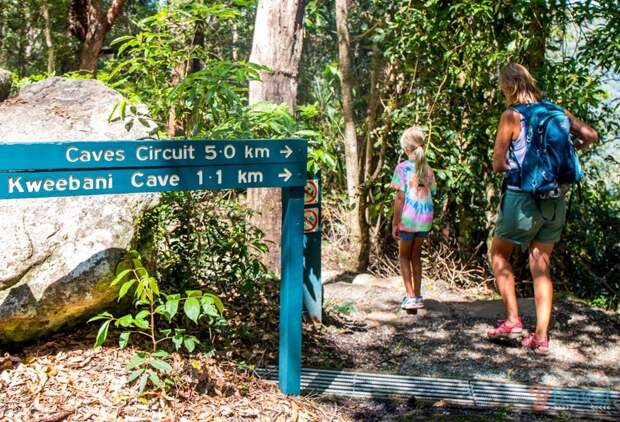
[499,63,541,105]
[400,126,429,182]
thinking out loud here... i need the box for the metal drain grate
[256,367,620,418]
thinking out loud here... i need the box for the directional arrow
[280,145,293,158]
[278,168,292,182]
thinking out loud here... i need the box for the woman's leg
[528,241,555,342]
[410,236,426,297]
[399,239,414,297]
[490,236,519,323]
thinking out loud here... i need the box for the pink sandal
[521,333,549,354]
[487,318,525,340]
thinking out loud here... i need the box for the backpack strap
[504,105,530,190]
[510,103,532,120]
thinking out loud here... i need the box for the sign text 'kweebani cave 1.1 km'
[0,139,307,199]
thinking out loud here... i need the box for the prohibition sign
[304,207,319,233]
[304,179,319,205]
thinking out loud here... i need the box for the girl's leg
[410,236,425,297]
[528,241,555,342]
[490,236,519,323]
[399,239,414,297]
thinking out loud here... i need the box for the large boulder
[0,68,11,101]
[0,77,159,342]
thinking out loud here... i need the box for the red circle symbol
[304,180,319,205]
[304,208,319,233]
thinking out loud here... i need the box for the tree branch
[105,0,127,29]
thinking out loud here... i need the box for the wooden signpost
[0,138,308,395]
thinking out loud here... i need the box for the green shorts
[495,189,566,251]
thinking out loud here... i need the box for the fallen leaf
[44,365,58,377]
[24,356,38,365]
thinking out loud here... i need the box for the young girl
[391,126,436,310]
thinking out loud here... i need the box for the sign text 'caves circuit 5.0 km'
[0,139,307,199]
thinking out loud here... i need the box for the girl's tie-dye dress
[391,160,436,233]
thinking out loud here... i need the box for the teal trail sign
[0,138,307,395]
[0,139,306,170]
[0,139,306,199]
[0,164,306,199]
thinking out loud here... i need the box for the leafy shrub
[559,155,620,309]
[89,251,225,392]
[138,191,273,296]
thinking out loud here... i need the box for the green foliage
[1,0,618,310]
[297,0,619,307]
[330,301,356,316]
[591,295,610,310]
[138,191,272,295]
[297,64,344,179]
[560,148,620,308]
[574,0,620,74]
[103,2,260,135]
[0,0,79,76]
[125,350,175,392]
[103,1,332,171]
[89,251,225,392]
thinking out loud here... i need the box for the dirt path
[310,271,620,390]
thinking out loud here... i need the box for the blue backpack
[506,101,583,197]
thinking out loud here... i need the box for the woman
[487,63,598,354]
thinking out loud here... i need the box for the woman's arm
[565,110,598,150]
[493,109,521,173]
[392,191,405,240]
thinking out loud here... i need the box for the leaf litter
[0,326,349,422]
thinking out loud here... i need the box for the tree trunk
[167,61,190,137]
[17,5,27,76]
[79,26,106,73]
[527,0,547,72]
[42,0,55,74]
[363,44,386,262]
[336,0,366,271]
[247,0,305,271]
[68,0,128,74]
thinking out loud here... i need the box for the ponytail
[400,126,429,184]
[412,145,429,182]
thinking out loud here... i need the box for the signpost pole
[303,171,322,322]
[279,185,304,395]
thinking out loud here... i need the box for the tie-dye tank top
[391,160,436,233]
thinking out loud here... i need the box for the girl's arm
[565,109,598,150]
[392,191,405,240]
[493,109,521,173]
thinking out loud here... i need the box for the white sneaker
[400,296,410,309]
[401,296,417,310]
[404,296,424,309]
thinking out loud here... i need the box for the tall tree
[41,0,55,74]
[67,0,127,73]
[247,0,305,270]
[526,0,548,72]
[335,0,367,270]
